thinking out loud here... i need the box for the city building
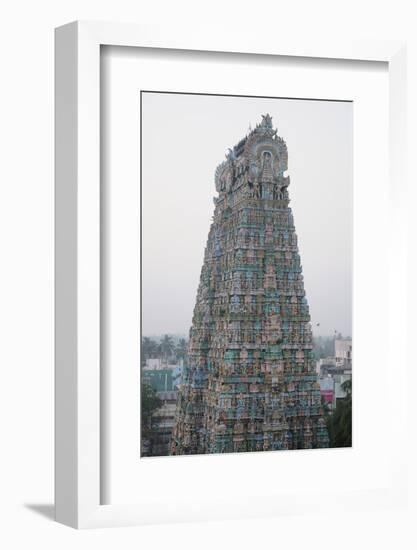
[171,115,329,455]
[148,391,178,456]
[142,368,174,392]
[334,372,352,403]
[318,336,352,412]
[335,337,352,369]
[143,358,163,370]
[319,376,335,409]
[317,356,337,376]
[319,371,352,411]
[142,360,183,455]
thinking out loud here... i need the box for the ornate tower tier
[171,115,329,455]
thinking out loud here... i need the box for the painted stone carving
[171,115,329,455]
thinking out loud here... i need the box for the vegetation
[326,379,352,447]
[313,336,335,360]
[159,334,175,363]
[141,335,188,365]
[141,382,162,439]
[175,338,188,362]
[141,336,159,363]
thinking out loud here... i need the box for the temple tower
[171,115,329,455]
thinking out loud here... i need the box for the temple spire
[171,117,329,456]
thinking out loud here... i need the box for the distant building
[319,376,335,409]
[143,358,163,370]
[334,373,352,403]
[318,338,352,412]
[149,390,178,456]
[335,338,352,369]
[143,368,175,392]
[317,356,336,376]
[318,371,351,413]
[142,358,183,391]
[142,361,183,456]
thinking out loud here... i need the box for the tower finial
[261,113,273,129]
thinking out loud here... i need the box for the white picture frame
[55,21,407,529]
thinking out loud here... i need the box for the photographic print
[140,91,352,457]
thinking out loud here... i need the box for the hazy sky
[142,92,352,338]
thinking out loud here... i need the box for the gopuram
[171,115,329,455]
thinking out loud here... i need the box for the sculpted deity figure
[262,150,272,170]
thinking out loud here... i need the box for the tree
[313,336,334,360]
[327,379,352,447]
[321,395,332,418]
[141,382,162,454]
[158,334,175,363]
[175,338,188,362]
[141,336,159,363]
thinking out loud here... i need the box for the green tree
[159,334,175,363]
[141,336,159,362]
[175,338,188,362]
[321,395,332,418]
[141,382,162,446]
[327,379,352,447]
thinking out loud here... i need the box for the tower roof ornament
[260,113,273,129]
[253,113,277,138]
